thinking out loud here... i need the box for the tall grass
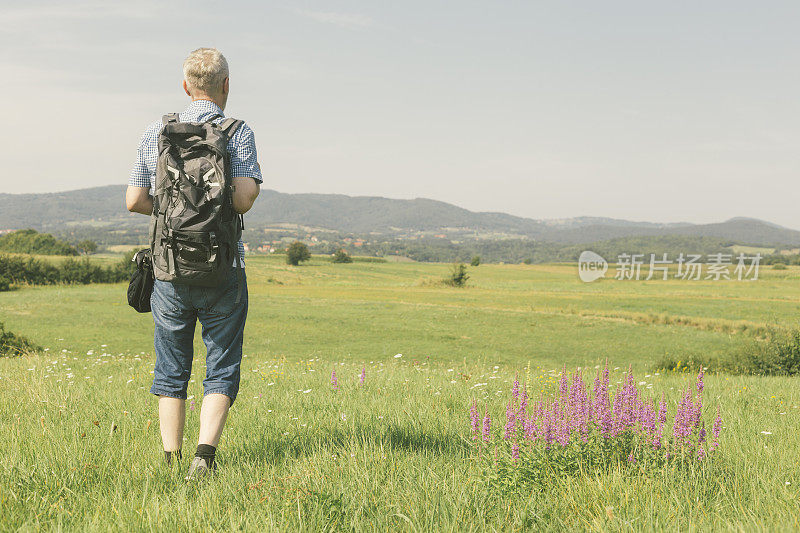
[1,351,799,530]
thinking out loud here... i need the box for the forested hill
[1,185,799,246]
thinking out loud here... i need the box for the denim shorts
[150,267,248,404]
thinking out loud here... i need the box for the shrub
[0,252,131,287]
[76,240,98,255]
[732,329,800,376]
[286,241,311,266]
[0,254,60,285]
[654,328,800,376]
[470,256,481,267]
[444,263,469,287]
[332,249,353,263]
[773,263,787,270]
[0,322,41,357]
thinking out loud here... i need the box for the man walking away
[125,48,262,480]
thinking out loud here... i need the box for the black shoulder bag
[127,249,154,313]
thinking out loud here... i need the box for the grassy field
[2,256,800,530]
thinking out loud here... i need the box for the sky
[1,1,798,228]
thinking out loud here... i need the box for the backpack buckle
[208,232,219,264]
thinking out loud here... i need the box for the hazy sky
[1,1,798,227]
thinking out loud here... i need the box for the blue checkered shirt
[129,99,262,262]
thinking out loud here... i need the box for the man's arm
[232,177,260,214]
[126,186,153,215]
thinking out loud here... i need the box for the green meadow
[2,256,800,530]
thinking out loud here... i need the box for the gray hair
[183,48,229,95]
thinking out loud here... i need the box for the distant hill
[1,185,799,247]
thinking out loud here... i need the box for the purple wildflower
[710,407,722,452]
[360,365,366,386]
[504,400,516,440]
[542,403,555,449]
[697,446,707,461]
[331,369,338,390]
[470,399,480,440]
[189,399,195,411]
[559,366,569,404]
[650,394,667,449]
[696,366,705,394]
[657,393,667,425]
[468,363,721,469]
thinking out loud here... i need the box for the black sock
[164,449,182,465]
[195,444,216,467]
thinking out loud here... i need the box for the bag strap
[234,251,244,305]
[162,113,180,125]
[219,118,243,138]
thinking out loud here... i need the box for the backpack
[149,113,244,289]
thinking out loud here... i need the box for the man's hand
[232,177,260,214]
[126,186,153,215]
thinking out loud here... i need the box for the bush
[332,249,353,263]
[654,328,800,376]
[773,263,788,270]
[0,322,41,357]
[732,329,800,376]
[76,240,98,255]
[0,229,77,255]
[0,252,132,288]
[470,256,481,267]
[444,263,469,287]
[286,241,311,266]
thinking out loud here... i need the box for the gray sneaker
[185,456,216,481]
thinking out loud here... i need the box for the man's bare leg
[197,393,232,446]
[158,396,185,462]
[185,393,231,478]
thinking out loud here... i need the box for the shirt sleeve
[229,122,263,183]
[129,124,159,188]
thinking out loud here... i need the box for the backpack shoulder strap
[162,113,180,125]
[218,118,243,138]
